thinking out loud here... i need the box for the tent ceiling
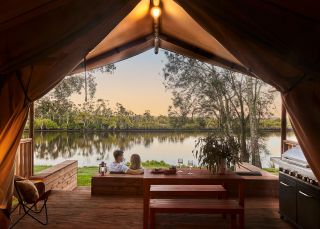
[73,0,249,74]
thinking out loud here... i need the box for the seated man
[109,150,144,175]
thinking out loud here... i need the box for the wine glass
[177,158,183,173]
[187,160,194,175]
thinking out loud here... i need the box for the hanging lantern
[99,161,107,176]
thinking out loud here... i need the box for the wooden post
[280,99,287,154]
[29,102,34,175]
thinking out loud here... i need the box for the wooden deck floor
[12,187,294,229]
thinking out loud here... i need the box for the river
[30,131,297,168]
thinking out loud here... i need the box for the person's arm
[126,168,144,175]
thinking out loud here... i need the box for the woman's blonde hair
[130,154,142,170]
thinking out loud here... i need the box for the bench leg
[150,209,155,229]
[231,214,237,229]
[239,212,244,229]
[222,192,228,219]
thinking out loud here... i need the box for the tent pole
[84,57,88,102]
[280,98,287,154]
[29,102,34,175]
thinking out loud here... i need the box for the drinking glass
[177,158,183,173]
[187,160,194,175]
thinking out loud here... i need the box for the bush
[142,160,170,168]
[35,118,59,129]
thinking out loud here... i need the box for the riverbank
[34,161,171,186]
[25,128,293,133]
[34,163,279,186]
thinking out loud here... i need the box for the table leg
[238,180,244,207]
[143,180,150,229]
[150,208,155,229]
[238,180,245,229]
[239,212,244,229]
[231,214,236,229]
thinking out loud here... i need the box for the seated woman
[129,154,144,174]
[109,150,143,175]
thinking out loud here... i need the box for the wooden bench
[92,174,143,195]
[150,185,227,198]
[149,199,244,229]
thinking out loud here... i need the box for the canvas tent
[1,0,320,226]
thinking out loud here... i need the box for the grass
[34,165,97,186]
[34,161,171,186]
[77,161,171,186]
[34,163,279,187]
[77,166,98,186]
[142,160,170,168]
[34,165,51,173]
[263,167,279,175]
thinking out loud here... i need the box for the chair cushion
[14,175,26,182]
[16,179,39,204]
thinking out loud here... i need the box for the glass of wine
[177,158,183,173]
[187,160,194,175]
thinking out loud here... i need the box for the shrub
[34,118,59,129]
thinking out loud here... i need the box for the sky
[72,49,172,115]
[71,49,282,117]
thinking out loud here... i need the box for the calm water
[30,131,297,168]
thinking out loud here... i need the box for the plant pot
[218,158,227,175]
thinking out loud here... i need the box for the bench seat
[150,199,243,212]
[150,199,244,228]
[150,185,227,198]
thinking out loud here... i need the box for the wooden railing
[282,139,299,153]
[15,138,33,178]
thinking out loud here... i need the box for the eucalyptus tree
[162,51,275,167]
[35,64,115,127]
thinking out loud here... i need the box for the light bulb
[151,6,161,19]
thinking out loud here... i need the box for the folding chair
[10,177,51,228]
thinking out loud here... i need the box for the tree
[35,64,115,128]
[162,51,275,167]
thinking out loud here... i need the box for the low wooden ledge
[92,173,144,196]
[31,160,78,191]
[234,163,279,198]
[91,165,279,198]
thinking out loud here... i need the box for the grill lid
[282,146,309,168]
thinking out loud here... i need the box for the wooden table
[143,169,244,229]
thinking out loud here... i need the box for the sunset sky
[71,49,282,117]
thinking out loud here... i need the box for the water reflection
[29,131,296,167]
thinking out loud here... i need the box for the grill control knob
[309,179,318,186]
[289,171,296,176]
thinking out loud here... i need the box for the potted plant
[193,135,241,174]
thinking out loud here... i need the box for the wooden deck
[11,187,294,229]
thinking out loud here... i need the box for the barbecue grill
[272,145,320,228]
[271,146,318,184]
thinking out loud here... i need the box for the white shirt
[109,162,129,173]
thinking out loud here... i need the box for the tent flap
[0,0,139,222]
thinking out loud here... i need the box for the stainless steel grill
[271,146,318,184]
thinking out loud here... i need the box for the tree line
[33,98,281,131]
[32,51,280,167]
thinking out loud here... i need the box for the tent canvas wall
[1,0,320,227]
